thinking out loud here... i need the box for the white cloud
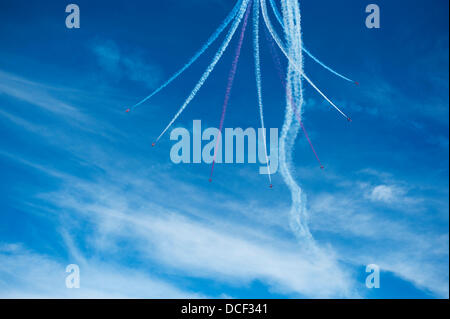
[0,244,205,299]
[368,185,404,203]
[0,70,121,141]
[91,40,162,89]
[33,172,357,299]
[0,70,84,120]
[309,188,449,298]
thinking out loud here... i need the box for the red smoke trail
[209,1,253,182]
[264,26,324,169]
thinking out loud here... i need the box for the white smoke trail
[253,0,272,185]
[283,0,302,114]
[155,0,251,143]
[303,48,354,83]
[277,0,313,240]
[260,0,351,120]
[129,0,244,110]
[268,0,355,83]
[269,0,283,26]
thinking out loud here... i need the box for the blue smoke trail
[155,0,252,143]
[128,0,244,110]
[253,0,272,185]
[269,0,355,84]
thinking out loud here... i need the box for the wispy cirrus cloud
[306,169,449,298]
[12,156,357,299]
[0,243,206,299]
[0,70,84,120]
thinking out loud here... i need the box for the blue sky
[0,0,448,298]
